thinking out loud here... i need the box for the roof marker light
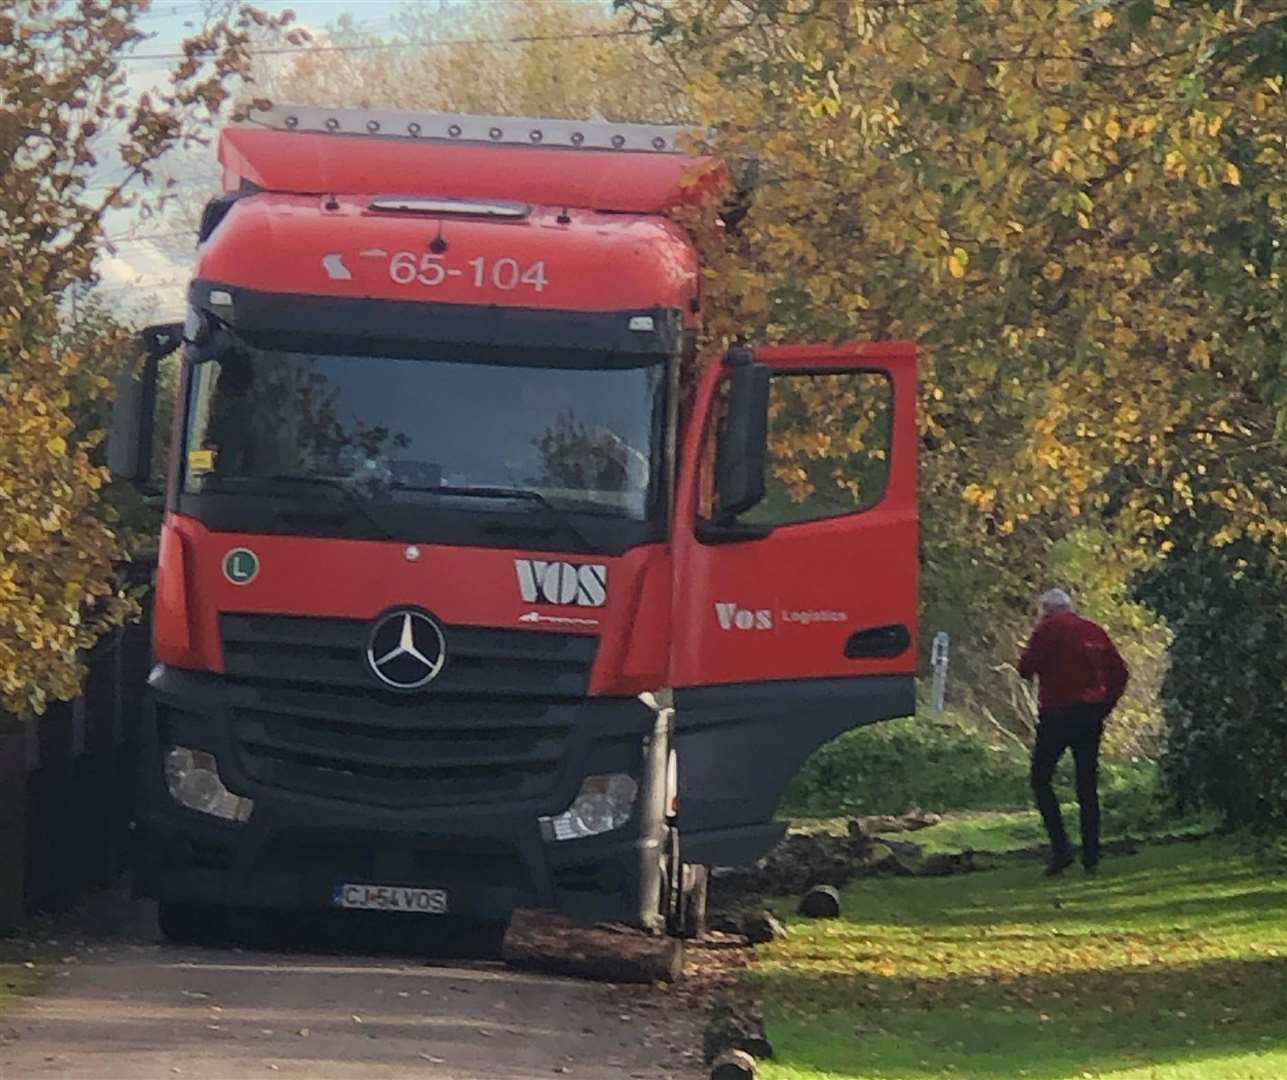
[239,106,701,154]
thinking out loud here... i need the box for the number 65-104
[387,251,549,292]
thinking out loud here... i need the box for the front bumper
[135,665,668,928]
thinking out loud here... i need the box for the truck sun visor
[220,106,725,215]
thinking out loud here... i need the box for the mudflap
[673,674,915,867]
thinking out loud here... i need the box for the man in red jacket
[1019,588,1130,876]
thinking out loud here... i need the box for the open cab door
[670,343,918,867]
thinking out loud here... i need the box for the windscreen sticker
[514,559,607,608]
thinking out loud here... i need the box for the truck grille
[219,613,596,807]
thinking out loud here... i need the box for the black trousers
[1030,703,1109,866]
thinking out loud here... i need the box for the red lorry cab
[109,106,918,941]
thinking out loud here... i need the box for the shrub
[781,709,1167,828]
[1138,536,1287,832]
[780,712,1033,816]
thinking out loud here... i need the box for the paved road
[0,900,703,1080]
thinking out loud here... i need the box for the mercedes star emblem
[366,609,446,690]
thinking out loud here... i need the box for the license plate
[331,883,448,914]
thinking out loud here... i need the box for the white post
[930,631,950,713]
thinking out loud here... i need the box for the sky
[94,1,410,319]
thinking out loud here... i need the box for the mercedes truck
[108,105,918,944]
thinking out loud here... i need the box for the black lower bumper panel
[136,665,667,929]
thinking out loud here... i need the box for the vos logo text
[715,602,772,631]
[515,559,608,608]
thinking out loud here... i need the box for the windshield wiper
[257,474,397,541]
[386,483,594,552]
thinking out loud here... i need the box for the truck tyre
[679,864,709,941]
[451,917,510,960]
[157,901,227,947]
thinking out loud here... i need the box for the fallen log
[711,1048,758,1078]
[503,910,685,984]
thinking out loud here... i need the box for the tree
[265,0,688,123]
[0,0,296,716]
[1137,527,1287,830]
[623,0,1287,752]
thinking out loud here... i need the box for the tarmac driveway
[0,898,704,1079]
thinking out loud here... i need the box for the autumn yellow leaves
[631,0,1285,557]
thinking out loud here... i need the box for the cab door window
[703,369,893,528]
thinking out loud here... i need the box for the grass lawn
[791,796,1217,858]
[880,808,1216,857]
[748,839,1287,1079]
[0,962,38,1015]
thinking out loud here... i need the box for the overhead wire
[120,26,654,63]
[84,174,217,193]
[133,3,209,22]
[92,278,188,294]
[105,230,197,245]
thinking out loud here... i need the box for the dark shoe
[1044,851,1076,877]
[1083,862,1100,877]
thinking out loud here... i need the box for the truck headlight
[542,774,638,841]
[164,746,254,823]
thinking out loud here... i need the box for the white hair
[1040,588,1074,615]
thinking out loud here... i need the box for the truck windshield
[182,344,666,521]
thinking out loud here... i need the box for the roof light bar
[237,105,695,155]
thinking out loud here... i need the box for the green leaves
[1138,533,1287,831]
[1127,0,1157,32]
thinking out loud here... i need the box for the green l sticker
[223,547,259,585]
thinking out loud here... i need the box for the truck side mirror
[107,323,183,483]
[713,353,770,522]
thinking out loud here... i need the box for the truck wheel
[417,915,510,960]
[453,918,510,960]
[679,864,709,941]
[157,901,227,947]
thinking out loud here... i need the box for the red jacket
[1018,611,1129,712]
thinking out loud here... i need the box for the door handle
[844,624,911,659]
